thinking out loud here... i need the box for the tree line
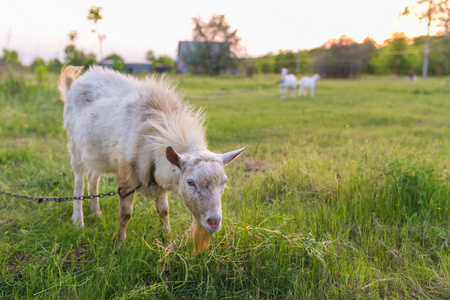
[1,30,448,79]
[1,1,448,79]
[250,32,449,78]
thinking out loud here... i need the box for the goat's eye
[187,179,196,187]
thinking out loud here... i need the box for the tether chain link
[0,190,118,204]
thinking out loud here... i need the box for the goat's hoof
[72,218,84,228]
[91,211,102,218]
[113,232,126,240]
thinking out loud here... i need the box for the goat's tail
[59,66,83,103]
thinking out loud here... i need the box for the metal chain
[0,189,118,204]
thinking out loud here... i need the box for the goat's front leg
[114,163,137,240]
[280,86,285,99]
[72,164,86,227]
[155,191,170,235]
[115,189,134,240]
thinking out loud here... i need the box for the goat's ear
[221,145,248,166]
[166,146,183,169]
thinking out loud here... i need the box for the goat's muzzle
[206,216,221,232]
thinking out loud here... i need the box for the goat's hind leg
[72,164,86,227]
[155,192,170,236]
[280,87,286,99]
[87,170,102,217]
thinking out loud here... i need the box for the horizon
[0,0,441,65]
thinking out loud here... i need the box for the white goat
[298,74,321,97]
[59,66,246,253]
[280,68,297,99]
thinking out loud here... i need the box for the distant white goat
[280,68,297,99]
[59,66,247,253]
[298,74,321,97]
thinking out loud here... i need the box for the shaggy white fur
[298,74,321,97]
[279,68,297,99]
[59,66,246,253]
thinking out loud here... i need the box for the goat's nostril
[207,217,221,228]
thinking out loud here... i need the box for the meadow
[0,71,449,299]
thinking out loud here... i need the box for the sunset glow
[0,0,441,64]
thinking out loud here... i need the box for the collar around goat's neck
[117,163,157,198]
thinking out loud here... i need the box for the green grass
[0,72,449,299]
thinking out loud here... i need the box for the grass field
[0,72,449,299]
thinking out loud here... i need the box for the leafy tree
[181,14,240,74]
[413,34,450,75]
[387,32,409,76]
[432,35,450,76]
[192,14,240,51]
[145,50,155,62]
[87,6,103,24]
[257,54,276,74]
[401,0,450,80]
[104,53,125,71]
[64,45,96,69]
[63,29,96,69]
[313,35,369,78]
[153,56,174,67]
[30,58,48,85]
[274,51,296,73]
[87,6,105,61]
[47,58,62,73]
[29,57,46,71]
[370,33,422,76]
[145,50,175,73]
[67,30,78,45]
[154,56,175,73]
[0,49,21,70]
[361,37,378,74]
[145,50,174,68]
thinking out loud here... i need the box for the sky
[0,0,440,65]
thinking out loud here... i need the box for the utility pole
[422,7,432,81]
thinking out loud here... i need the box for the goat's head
[166,146,247,232]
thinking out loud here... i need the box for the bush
[0,75,26,96]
